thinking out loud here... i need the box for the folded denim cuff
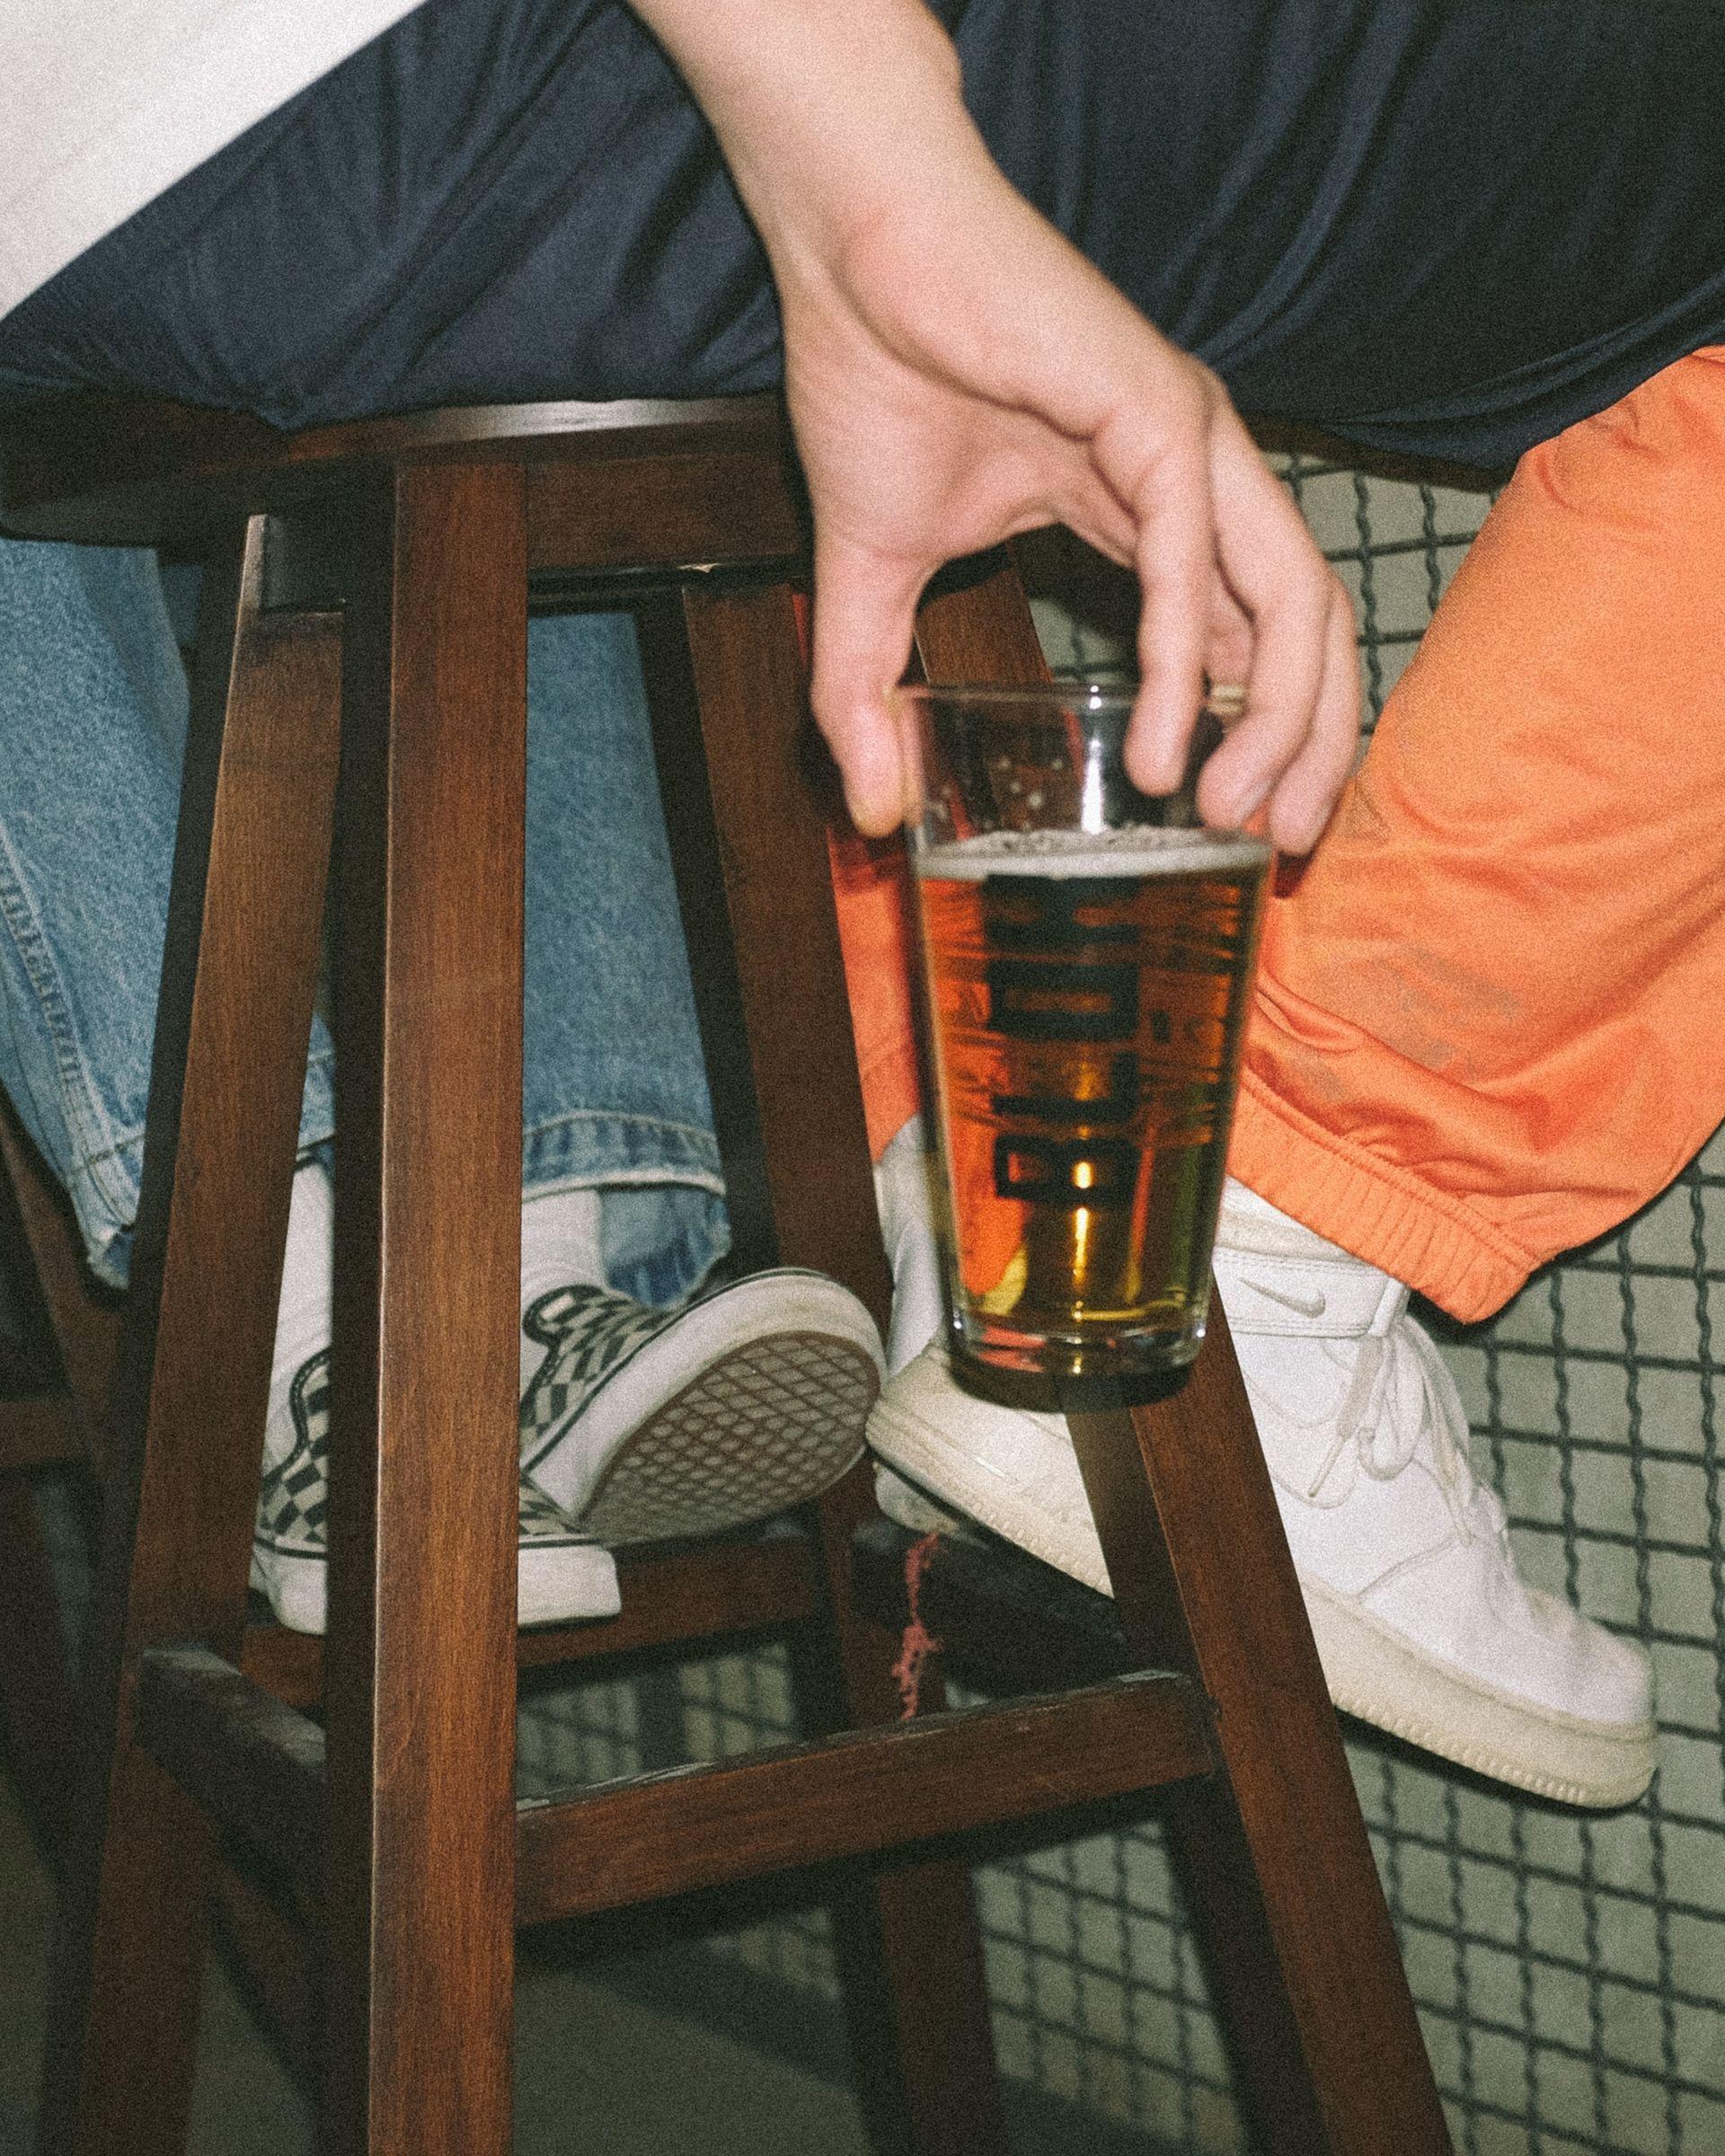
[522,1107,728,1307]
[521,1106,721,1197]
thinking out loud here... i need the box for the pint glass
[899,684,1270,1380]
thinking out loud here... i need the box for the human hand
[632,0,1359,847]
[776,167,1361,849]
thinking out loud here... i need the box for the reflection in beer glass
[901,686,1269,1380]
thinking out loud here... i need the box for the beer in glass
[900,685,1269,1379]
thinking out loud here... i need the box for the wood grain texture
[135,1647,325,1883]
[36,526,341,2156]
[791,1466,1013,2156]
[525,447,802,573]
[1068,1320,1452,2154]
[238,1528,823,1711]
[640,577,894,1314]
[912,549,1054,687]
[657,574,1018,2154]
[516,1669,1208,1923]
[2,393,805,566]
[318,461,526,2156]
[134,1647,1206,1933]
[137,1652,1208,2017]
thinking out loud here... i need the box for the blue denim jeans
[0,535,727,1304]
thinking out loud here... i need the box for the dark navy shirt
[4,0,1724,467]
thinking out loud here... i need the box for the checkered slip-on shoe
[252,1351,622,1635]
[518,1269,884,1544]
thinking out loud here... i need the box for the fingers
[1189,427,1327,821]
[1261,577,1361,852]
[789,242,1357,851]
[1094,386,1214,797]
[1204,582,1255,696]
[1177,411,1358,847]
[807,532,924,835]
[1092,360,1343,830]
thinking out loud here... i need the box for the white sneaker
[869,1182,1656,1809]
[873,1116,948,1378]
[520,1270,884,1543]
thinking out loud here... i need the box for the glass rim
[893,679,1137,711]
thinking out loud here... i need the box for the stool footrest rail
[136,1643,1212,1923]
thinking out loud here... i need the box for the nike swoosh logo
[1242,1279,1327,1319]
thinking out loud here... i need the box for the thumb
[809,534,924,836]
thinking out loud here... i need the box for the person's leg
[820,13,1725,1810]
[857,348,1725,1320]
[867,352,1725,1804]
[509,607,883,1554]
[0,537,631,1627]
[0,561,725,1302]
[5,0,1715,1731]
[518,610,727,1310]
[813,0,1725,1337]
[0,534,334,1286]
[0,529,880,1622]
[1232,347,1725,1312]
[254,604,751,1635]
[5,0,1723,463]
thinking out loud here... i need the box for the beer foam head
[916,826,1269,880]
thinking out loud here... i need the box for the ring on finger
[1203,678,1250,725]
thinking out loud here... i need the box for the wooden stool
[0,393,1452,2156]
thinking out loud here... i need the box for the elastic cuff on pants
[1227,1071,1540,1322]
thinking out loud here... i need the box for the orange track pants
[833,347,1725,1323]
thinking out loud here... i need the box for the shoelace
[1304,1314,1512,1557]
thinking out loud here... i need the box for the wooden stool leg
[0,1141,78,1851]
[1068,1324,1450,2155]
[38,521,341,2156]
[639,579,1011,2156]
[319,462,526,2154]
[792,1465,1009,2156]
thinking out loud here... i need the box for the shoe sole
[571,1332,880,1545]
[1302,1577,1656,1810]
[251,1534,623,1637]
[526,1271,881,1539]
[869,1397,1655,1811]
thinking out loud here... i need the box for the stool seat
[2,392,804,571]
[2,392,1451,2156]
